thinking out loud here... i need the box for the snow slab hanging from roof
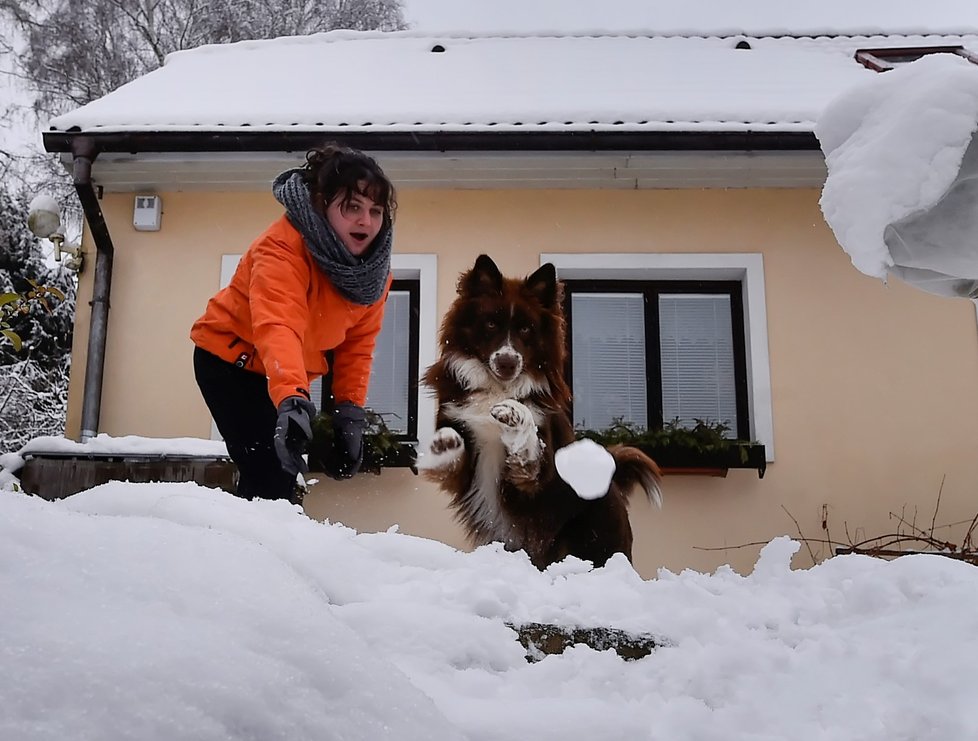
[816,53,978,298]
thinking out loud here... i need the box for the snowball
[555,438,616,500]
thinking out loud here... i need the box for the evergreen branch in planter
[577,418,761,467]
[308,408,418,475]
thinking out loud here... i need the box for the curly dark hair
[301,143,397,223]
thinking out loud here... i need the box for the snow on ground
[3,481,978,740]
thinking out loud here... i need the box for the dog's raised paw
[491,400,541,459]
[490,399,532,430]
[430,427,464,455]
[418,427,465,473]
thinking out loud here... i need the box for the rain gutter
[41,129,821,155]
[67,136,114,442]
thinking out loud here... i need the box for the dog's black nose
[492,352,520,379]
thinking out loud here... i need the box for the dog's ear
[526,262,558,307]
[460,254,504,296]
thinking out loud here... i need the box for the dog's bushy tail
[609,444,663,508]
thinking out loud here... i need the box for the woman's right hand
[273,396,317,477]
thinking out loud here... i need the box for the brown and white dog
[420,254,662,570]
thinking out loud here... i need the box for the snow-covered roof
[47,31,978,138]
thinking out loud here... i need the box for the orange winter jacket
[190,215,391,409]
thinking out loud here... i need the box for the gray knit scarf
[272,169,392,305]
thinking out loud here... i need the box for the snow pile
[3,483,978,739]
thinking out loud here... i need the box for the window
[311,279,419,439]
[366,281,419,435]
[565,280,748,438]
[855,46,978,72]
[218,253,438,448]
[545,252,774,460]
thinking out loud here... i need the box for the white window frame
[215,253,438,453]
[542,252,775,461]
[391,254,438,452]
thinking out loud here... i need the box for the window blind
[310,289,411,434]
[659,294,738,437]
[366,290,411,434]
[571,293,647,430]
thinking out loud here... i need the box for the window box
[358,440,418,475]
[578,419,767,478]
[631,441,767,478]
[308,409,418,476]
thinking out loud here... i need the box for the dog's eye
[518,325,532,335]
[486,319,498,330]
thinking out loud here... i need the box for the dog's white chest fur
[444,391,543,545]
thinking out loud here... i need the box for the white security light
[26,194,84,272]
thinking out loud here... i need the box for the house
[38,15,978,576]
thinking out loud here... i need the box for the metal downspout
[70,137,114,442]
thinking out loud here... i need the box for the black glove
[326,401,367,480]
[273,396,317,478]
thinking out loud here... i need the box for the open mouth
[345,232,371,254]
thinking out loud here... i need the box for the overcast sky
[401,0,978,35]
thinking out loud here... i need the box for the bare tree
[0,181,75,453]
[0,0,404,452]
[0,353,70,451]
[1,0,406,119]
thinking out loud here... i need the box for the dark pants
[193,346,298,502]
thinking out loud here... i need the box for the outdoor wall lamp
[27,194,84,273]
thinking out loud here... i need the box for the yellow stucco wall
[67,187,978,577]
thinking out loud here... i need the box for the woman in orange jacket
[191,143,396,502]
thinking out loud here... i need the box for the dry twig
[696,482,978,567]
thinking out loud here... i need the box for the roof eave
[42,129,820,155]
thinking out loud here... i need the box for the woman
[191,143,396,502]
